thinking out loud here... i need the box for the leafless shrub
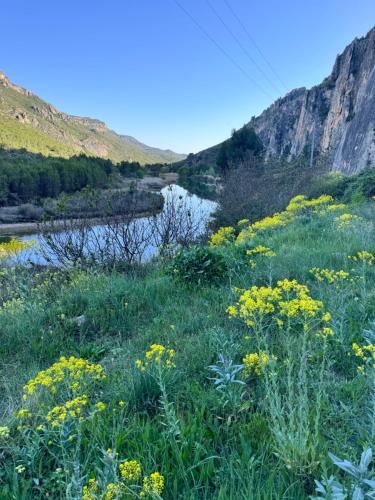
[150,185,209,256]
[38,185,211,268]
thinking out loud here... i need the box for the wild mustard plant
[136,344,179,438]
[81,456,164,499]
[0,239,34,261]
[349,250,375,292]
[242,351,276,378]
[310,267,350,284]
[235,194,337,246]
[209,226,235,247]
[335,213,361,228]
[228,279,332,473]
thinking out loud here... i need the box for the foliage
[312,449,375,499]
[217,126,263,175]
[309,167,375,203]
[169,245,228,285]
[1,195,375,497]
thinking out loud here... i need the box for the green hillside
[0,71,185,164]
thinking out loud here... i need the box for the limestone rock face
[248,26,375,174]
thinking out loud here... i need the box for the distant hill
[190,25,375,176]
[0,71,185,164]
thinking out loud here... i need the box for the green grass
[0,201,375,498]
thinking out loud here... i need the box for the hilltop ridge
[0,71,185,164]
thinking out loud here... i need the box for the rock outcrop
[248,26,375,175]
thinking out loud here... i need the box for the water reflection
[7,185,217,266]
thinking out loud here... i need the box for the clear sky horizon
[2,0,375,154]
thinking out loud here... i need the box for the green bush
[169,246,227,285]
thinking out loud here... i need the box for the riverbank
[0,174,178,235]
[0,210,161,236]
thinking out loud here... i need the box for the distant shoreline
[0,211,157,236]
[0,173,178,237]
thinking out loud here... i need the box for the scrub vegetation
[1,193,375,498]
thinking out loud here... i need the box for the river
[2,185,217,265]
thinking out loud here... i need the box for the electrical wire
[172,0,274,99]
[206,0,282,95]
[223,0,288,92]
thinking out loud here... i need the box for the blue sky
[2,0,375,154]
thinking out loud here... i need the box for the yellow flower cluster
[228,279,325,328]
[0,239,35,260]
[310,267,349,284]
[46,395,92,427]
[140,472,165,498]
[209,226,235,247]
[236,210,297,245]
[250,213,291,234]
[22,356,105,400]
[352,342,375,372]
[237,218,249,226]
[136,344,176,372]
[82,463,164,499]
[236,194,336,245]
[335,213,360,228]
[0,426,10,438]
[119,460,141,481]
[315,326,334,339]
[285,194,333,213]
[82,478,98,500]
[326,203,347,211]
[242,351,276,377]
[16,409,32,420]
[0,297,24,315]
[104,483,122,500]
[247,245,276,258]
[349,251,375,265]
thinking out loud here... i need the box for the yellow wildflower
[209,226,235,247]
[0,426,10,438]
[349,251,375,266]
[137,344,176,371]
[95,402,106,412]
[310,267,349,284]
[22,356,105,400]
[247,245,276,257]
[82,478,99,500]
[242,351,276,377]
[335,213,361,228]
[140,472,165,497]
[119,460,141,482]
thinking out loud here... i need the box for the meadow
[1,195,375,499]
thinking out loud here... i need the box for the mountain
[193,25,375,176]
[0,71,185,164]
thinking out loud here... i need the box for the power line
[172,0,274,100]
[223,0,288,92]
[205,0,282,95]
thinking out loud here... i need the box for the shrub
[169,246,227,285]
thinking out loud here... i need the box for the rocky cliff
[248,25,375,175]
[189,26,375,176]
[0,71,185,164]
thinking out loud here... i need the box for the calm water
[5,185,217,266]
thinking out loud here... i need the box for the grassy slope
[1,201,375,498]
[0,83,184,164]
